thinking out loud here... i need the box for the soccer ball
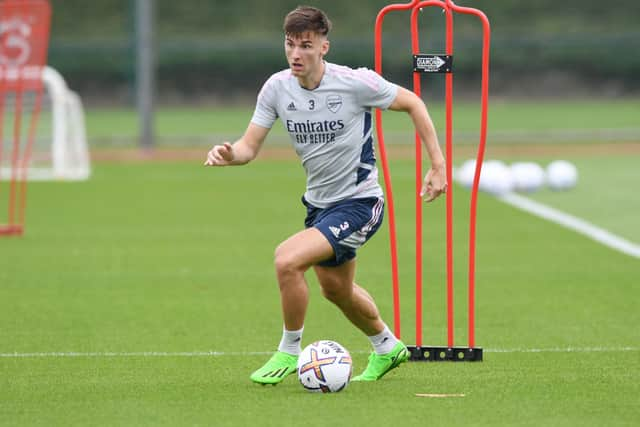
[479,160,514,196]
[546,160,578,190]
[510,162,545,193]
[455,159,478,188]
[297,340,352,393]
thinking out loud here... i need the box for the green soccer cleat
[352,342,409,382]
[250,351,298,385]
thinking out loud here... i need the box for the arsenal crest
[326,95,343,113]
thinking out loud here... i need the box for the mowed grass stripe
[1,160,638,426]
[1,347,638,358]
[83,99,640,141]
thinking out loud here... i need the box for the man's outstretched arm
[388,86,447,202]
[204,123,270,166]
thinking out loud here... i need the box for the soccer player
[205,6,447,383]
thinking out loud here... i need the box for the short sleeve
[354,68,398,110]
[250,77,279,129]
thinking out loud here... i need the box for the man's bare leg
[250,228,333,384]
[314,260,409,382]
[313,260,384,336]
[274,228,334,330]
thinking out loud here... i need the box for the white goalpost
[0,0,89,235]
[0,65,90,181]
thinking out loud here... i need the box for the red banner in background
[0,0,51,90]
[0,0,51,236]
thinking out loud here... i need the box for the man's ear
[321,39,330,56]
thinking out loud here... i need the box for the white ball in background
[510,162,545,193]
[455,159,477,188]
[546,160,578,190]
[479,160,514,196]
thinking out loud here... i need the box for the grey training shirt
[250,61,398,208]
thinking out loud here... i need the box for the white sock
[368,324,399,355]
[277,326,303,356]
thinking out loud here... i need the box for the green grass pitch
[84,99,640,144]
[1,154,638,425]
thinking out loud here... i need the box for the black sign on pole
[413,54,453,73]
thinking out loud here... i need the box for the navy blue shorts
[302,196,385,267]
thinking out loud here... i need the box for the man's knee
[321,286,341,304]
[274,243,304,277]
[320,279,352,305]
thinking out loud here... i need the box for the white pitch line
[0,351,272,358]
[486,346,638,354]
[416,393,466,398]
[0,347,637,358]
[499,193,640,259]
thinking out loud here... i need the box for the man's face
[284,31,329,78]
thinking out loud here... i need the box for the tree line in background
[48,0,640,103]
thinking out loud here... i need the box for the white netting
[0,66,90,181]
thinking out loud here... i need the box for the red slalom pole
[409,5,423,349]
[444,2,455,350]
[446,0,491,349]
[18,88,45,227]
[8,88,24,230]
[0,0,52,236]
[374,0,420,340]
[376,0,488,361]
[409,0,449,348]
[0,90,5,223]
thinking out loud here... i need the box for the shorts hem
[313,226,355,267]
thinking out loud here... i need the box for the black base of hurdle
[407,346,483,362]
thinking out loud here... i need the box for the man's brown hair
[283,6,332,37]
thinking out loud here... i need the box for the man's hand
[204,142,234,166]
[420,165,447,202]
